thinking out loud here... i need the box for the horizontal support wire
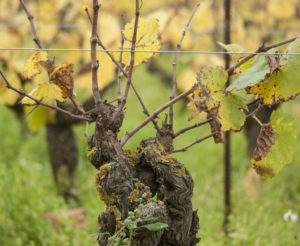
[0,47,300,55]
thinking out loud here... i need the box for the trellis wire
[0,47,300,55]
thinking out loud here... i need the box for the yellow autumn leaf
[162,14,192,50]
[267,0,296,20]
[24,106,56,133]
[178,67,197,93]
[76,52,116,92]
[21,83,66,106]
[247,39,300,105]
[114,18,161,66]
[22,51,49,80]
[0,71,22,106]
[0,27,22,62]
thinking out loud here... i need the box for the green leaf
[217,42,244,53]
[218,94,246,131]
[227,48,279,91]
[217,41,244,62]
[248,39,300,105]
[141,222,168,231]
[139,217,157,223]
[230,89,255,111]
[251,109,297,179]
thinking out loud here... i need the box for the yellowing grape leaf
[0,27,22,62]
[22,51,49,80]
[0,71,21,106]
[248,39,300,105]
[251,109,297,178]
[24,106,56,133]
[189,66,247,135]
[21,83,66,106]
[178,67,197,93]
[227,48,279,91]
[267,0,296,20]
[192,66,227,112]
[240,57,254,72]
[114,18,161,66]
[218,94,246,131]
[76,52,116,92]
[161,10,193,50]
[48,64,74,97]
[216,41,244,62]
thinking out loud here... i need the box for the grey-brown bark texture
[87,103,200,245]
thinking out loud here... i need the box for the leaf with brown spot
[248,39,300,105]
[22,51,49,80]
[48,64,74,97]
[265,55,281,75]
[20,83,66,106]
[251,110,297,179]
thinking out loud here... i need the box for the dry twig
[121,86,196,146]
[169,3,200,129]
[0,70,91,122]
[226,36,298,75]
[170,131,218,154]
[90,0,102,111]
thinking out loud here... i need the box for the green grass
[0,64,299,245]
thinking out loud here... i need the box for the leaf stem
[251,115,263,126]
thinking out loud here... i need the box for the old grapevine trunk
[87,103,200,245]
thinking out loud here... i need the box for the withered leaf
[265,55,281,75]
[253,123,275,162]
[48,64,74,97]
[207,109,224,143]
[251,110,297,179]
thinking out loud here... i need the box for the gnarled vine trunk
[87,103,200,245]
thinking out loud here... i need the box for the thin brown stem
[85,8,158,129]
[174,118,212,138]
[120,86,195,146]
[246,103,262,119]
[117,15,125,105]
[90,0,102,111]
[20,0,85,114]
[19,0,42,49]
[117,0,140,114]
[169,3,200,129]
[170,131,218,154]
[0,70,91,122]
[226,36,298,75]
[70,95,85,114]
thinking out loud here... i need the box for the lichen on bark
[87,103,200,245]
